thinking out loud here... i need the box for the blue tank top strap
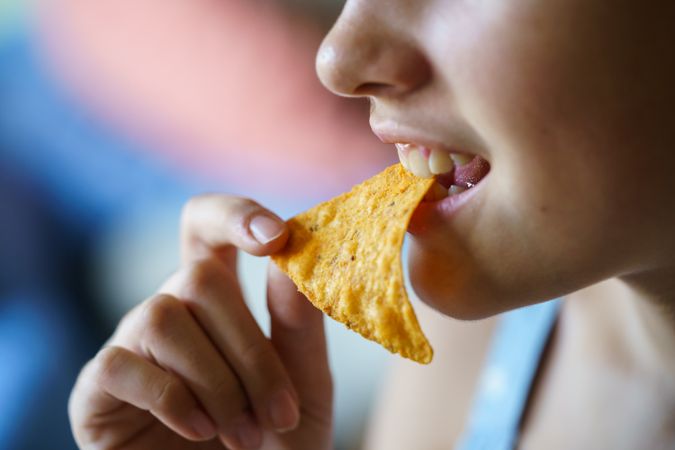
[456,299,561,450]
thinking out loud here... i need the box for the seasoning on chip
[272,164,434,364]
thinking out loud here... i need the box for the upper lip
[371,121,488,160]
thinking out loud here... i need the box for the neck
[564,271,675,377]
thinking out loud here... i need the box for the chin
[407,241,513,321]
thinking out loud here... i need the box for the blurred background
[0,0,401,448]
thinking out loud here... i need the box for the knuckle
[180,195,206,225]
[182,195,257,223]
[153,378,186,412]
[210,377,248,421]
[116,302,143,335]
[241,341,277,371]
[222,197,260,233]
[225,197,265,229]
[210,376,242,404]
[141,294,185,337]
[229,195,258,211]
[93,346,127,386]
[180,197,201,239]
[240,341,286,393]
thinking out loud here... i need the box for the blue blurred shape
[0,292,80,450]
[0,30,205,234]
[0,23,207,450]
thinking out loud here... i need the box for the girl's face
[317,0,675,318]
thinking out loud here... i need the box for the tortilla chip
[272,164,434,364]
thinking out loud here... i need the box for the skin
[69,196,333,449]
[317,0,675,319]
[316,0,675,448]
[70,0,675,448]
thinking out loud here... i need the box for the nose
[316,8,431,99]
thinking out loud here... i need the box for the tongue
[435,156,490,188]
[455,156,490,187]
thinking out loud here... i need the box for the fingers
[80,346,217,443]
[125,294,263,448]
[160,259,301,433]
[73,194,331,449]
[267,263,333,430]
[181,195,289,265]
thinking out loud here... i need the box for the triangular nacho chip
[272,164,434,364]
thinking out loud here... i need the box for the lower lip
[408,175,488,235]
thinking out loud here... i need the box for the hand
[69,195,333,450]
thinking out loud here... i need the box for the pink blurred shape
[36,0,395,198]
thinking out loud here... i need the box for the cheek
[411,1,675,316]
[410,47,632,316]
[444,6,637,249]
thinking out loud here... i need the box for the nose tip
[316,43,350,96]
[316,22,431,98]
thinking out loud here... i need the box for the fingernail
[236,414,262,448]
[190,409,217,439]
[250,215,285,245]
[268,389,300,431]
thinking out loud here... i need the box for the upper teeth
[450,153,473,166]
[396,143,471,178]
[407,147,433,178]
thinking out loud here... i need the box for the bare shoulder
[364,302,499,450]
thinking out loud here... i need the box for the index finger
[181,195,289,265]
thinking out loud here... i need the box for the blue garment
[457,300,561,450]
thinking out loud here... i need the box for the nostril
[353,82,398,96]
[316,19,432,99]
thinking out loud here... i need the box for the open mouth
[395,143,491,201]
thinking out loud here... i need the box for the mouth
[395,143,491,202]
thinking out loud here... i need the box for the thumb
[266,263,333,428]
